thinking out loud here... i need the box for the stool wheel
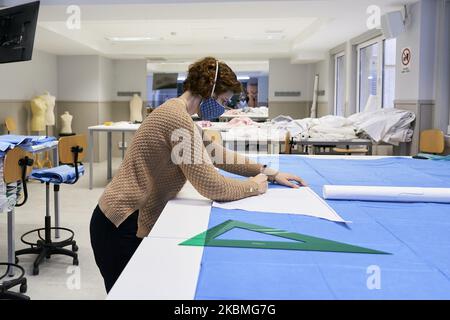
[32,266,39,276]
[20,283,27,294]
[73,257,79,266]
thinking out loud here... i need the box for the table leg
[89,129,94,190]
[7,209,15,276]
[52,146,58,167]
[273,142,280,154]
[107,131,112,180]
[54,185,60,239]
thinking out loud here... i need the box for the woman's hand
[273,172,307,189]
[249,174,268,194]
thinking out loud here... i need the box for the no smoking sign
[401,47,412,73]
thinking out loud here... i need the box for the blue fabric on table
[0,141,12,152]
[194,157,450,300]
[31,165,84,184]
[0,135,32,146]
[417,153,450,161]
[0,135,57,152]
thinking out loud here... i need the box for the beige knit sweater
[98,98,263,238]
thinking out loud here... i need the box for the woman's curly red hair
[183,57,242,98]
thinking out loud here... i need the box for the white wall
[268,59,315,102]
[57,55,101,101]
[418,0,437,101]
[314,60,330,103]
[114,60,147,101]
[395,2,422,101]
[0,50,58,100]
[435,0,450,133]
[395,0,438,102]
[99,56,115,102]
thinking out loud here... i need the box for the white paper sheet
[323,185,450,203]
[213,188,348,223]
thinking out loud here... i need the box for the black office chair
[15,135,86,275]
[0,147,34,300]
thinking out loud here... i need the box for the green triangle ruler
[180,220,390,255]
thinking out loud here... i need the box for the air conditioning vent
[146,57,167,62]
[274,91,301,97]
[117,91,141,97]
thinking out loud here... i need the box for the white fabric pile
[270,108,415,145]
[348,109,415,145]
[206,106,415,145]
[270,115,358,140]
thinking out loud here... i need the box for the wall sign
[401,47,412,73]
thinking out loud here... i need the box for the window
[334,52,346,116]
[383,38,397,108]
[357,38,381,112]
[357,36,397,112]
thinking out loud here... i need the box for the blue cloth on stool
[31,165,84,184]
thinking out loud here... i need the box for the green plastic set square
[180,220,389,255]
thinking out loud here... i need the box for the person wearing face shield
[89,57,307,293]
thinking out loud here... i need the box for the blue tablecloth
[194,157,450,300]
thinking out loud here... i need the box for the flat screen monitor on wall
[0,1,40,64]
[152,73,178,90]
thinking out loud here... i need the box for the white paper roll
[322,185,450,203]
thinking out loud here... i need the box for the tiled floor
[0,159,125,300]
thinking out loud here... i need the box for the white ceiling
[25,0,417,72]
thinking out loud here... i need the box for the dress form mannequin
[130,94,143,122]
[40,91,56,168]
[60,112,73,134]
[30,96,47,168]
[30,96,47,132]
[40,91,56,126]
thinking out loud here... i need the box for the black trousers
[90,205,142,293]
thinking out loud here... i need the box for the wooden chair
[420,129,445,154]
[15,135,86,275]
[4,117,17,134]
[203,130,223,145]
[0,147,34,300]
[284,132,292,154]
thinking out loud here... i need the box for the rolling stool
[0,148,34,299]
[0,264,28,300]
[15,135,87,275]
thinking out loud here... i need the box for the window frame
[356,36,384,113]
[382,37,397,109]
[334,51,346,116]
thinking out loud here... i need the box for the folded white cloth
[348,109,415,144]
[323,185,450,203]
